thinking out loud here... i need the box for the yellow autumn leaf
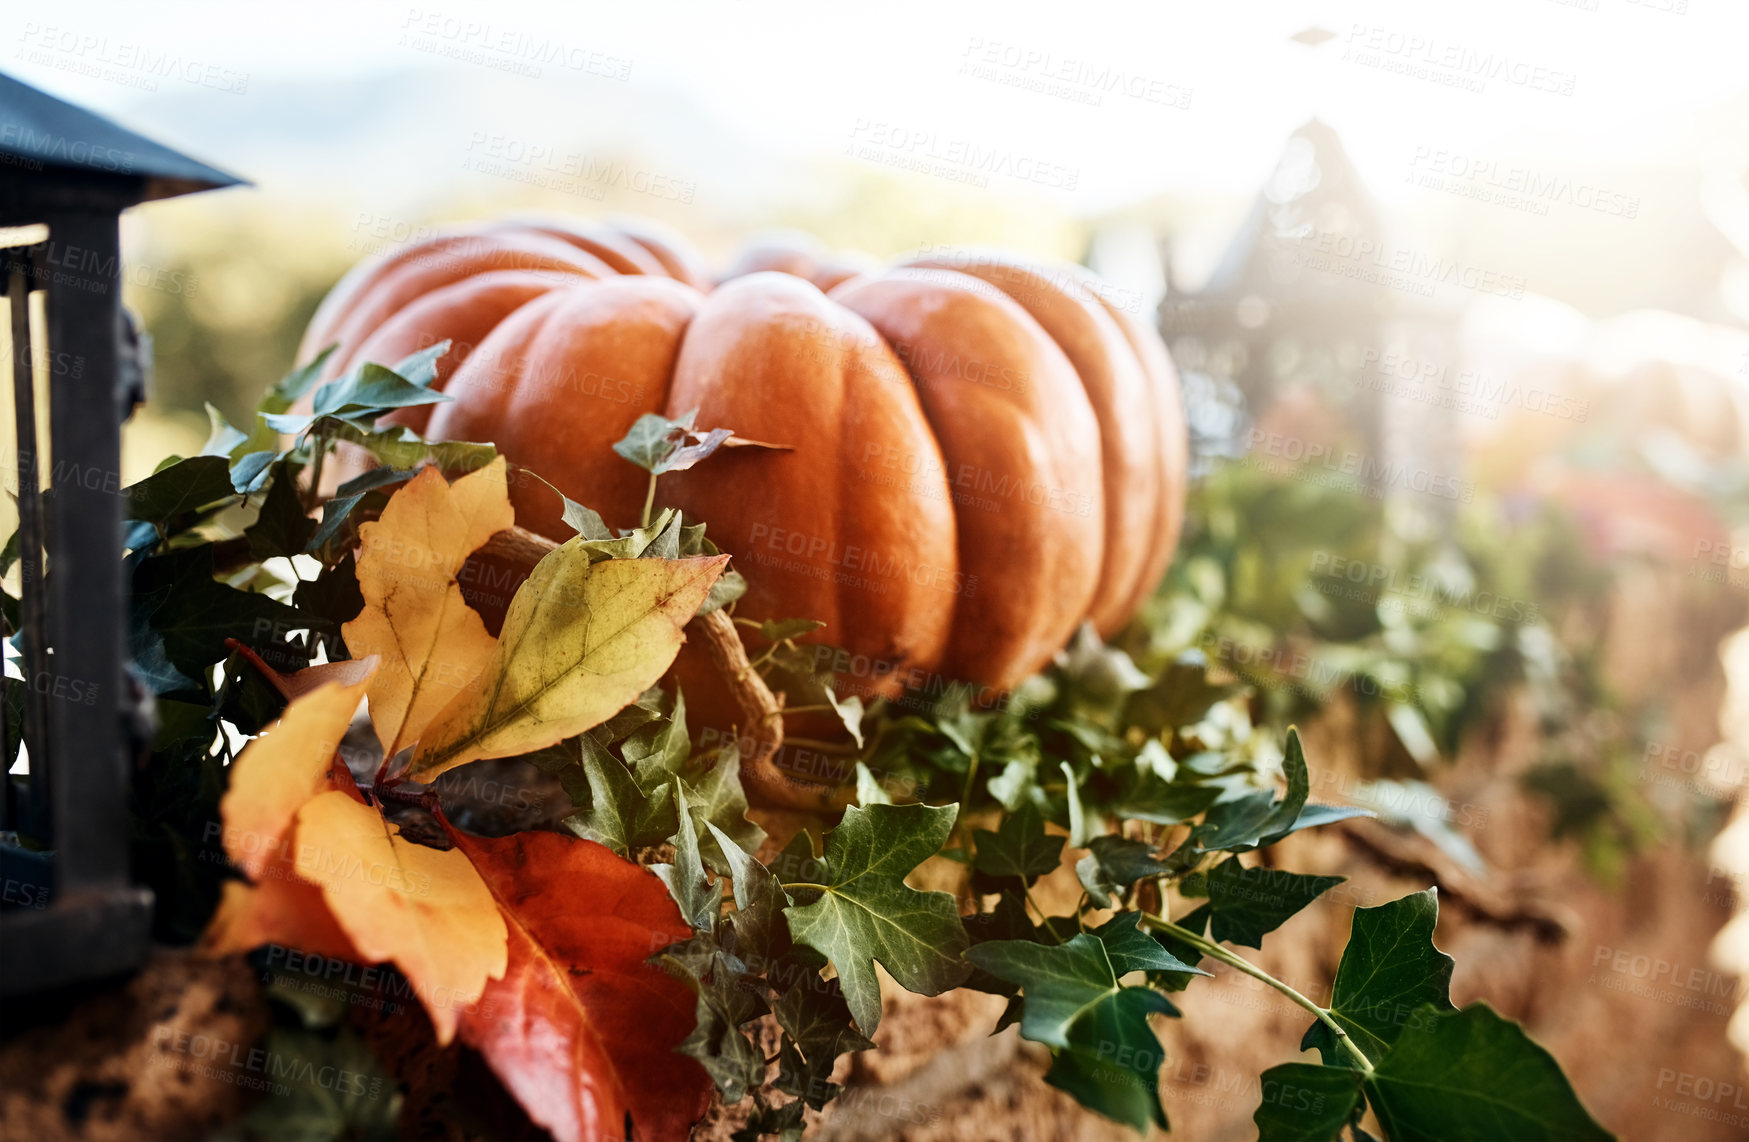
[218,668,376,881]
[292,789,509,1044]
[405,548,729,783]
[342,457,515,759]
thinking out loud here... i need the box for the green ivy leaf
[244,460,315,560]
[122,455,236,533]
[1145,903,1211,992]
[292,553,363,661]
[383,340,449,388]
[310,418,493,474]
[780,803,970,1034]
[654,784,721,934]
[1044,1041,1171,1135]
[681,739,766,873]
[200,401,249,458]
[1258,727,1314,841]
[1055,622,1152,715]
[589,686,667,745]
[962,892,1038,996]
[759,618,826,643]
[966,932,1172,1132]
[1362,1004,1614,1141]
[972,802,1064,890]
[568,508,684,564]
[1253,1062,1363,1142]
[1090,912,1205,979]
[1205,857,1344,948]
[1113,774,1221,826]
[334,466,415,498]
[1302,889,1455,1067]
[1177,737,1370,859]
[271,344,337,408]
[1061,760,1092,847]
[559,496,613,539]
[1076,835,1168,909]
[706,822,787,965]
[699,567,747,617]
[302,487,390,556]
[854,762,894,806]
[128,571,201,696]
[614,410,691,472]
[1255,729,1372,847]
[624,689,693,789]
[1188,789,1278,853]
[562,734,676,854]
[609,691,764,871]
[662,942,769,1105]
[230,449,280,494]
[311,360,453,419]
[202,402,282,485]
[613,409,734,475]
[773,981,875,1109]
[132,545,319,682]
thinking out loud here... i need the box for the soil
[0,951,269,1142]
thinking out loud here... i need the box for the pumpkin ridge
[304,218,1185,701]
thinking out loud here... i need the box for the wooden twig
[692,607,847,812]
[473,525,557,568]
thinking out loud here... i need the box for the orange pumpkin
[299,219,1187,698]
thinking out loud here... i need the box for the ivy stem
[305,430,330,511]
[640,472,658,529]
[1137,911,1375,1075]
[1021,884,1061,945]
[781,737,860,755]
[955,750,981,870]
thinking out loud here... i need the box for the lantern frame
[0,70,243,995]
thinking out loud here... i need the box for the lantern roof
[0,69,245,206]
[1197,118,1384,301]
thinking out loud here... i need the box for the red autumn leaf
[449,827,713,1142]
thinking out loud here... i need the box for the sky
[5,0,1747,214]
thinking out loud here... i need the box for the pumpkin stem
[640,471,659,529]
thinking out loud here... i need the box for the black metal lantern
[1160,120,1415,470]
[1158,120,1466,533]
[0,71,242,994]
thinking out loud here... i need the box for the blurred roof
[0,69,244,203]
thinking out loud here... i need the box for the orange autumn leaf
[450,828,712,1142]
[343,457,515,759]
[226,638,381,702]
[292,789,508,1044]
[218,670,376,881]
[201,681,711,1137]
[204,869,362,964]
